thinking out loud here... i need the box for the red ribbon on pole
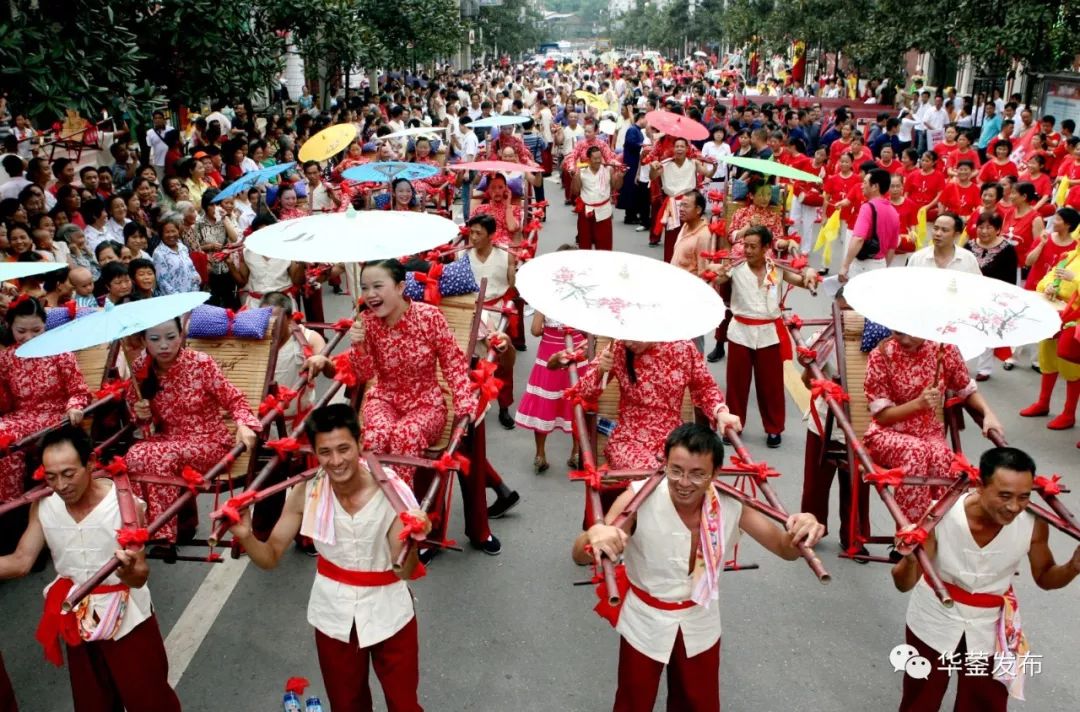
[116,528,149,549]
[896,526,928,548]
[93,379,131,402]
[32,466,45,481]
[181,466,205,495]
[265,437,301,460]
[433,452,471,475]
[569,463,610,490]
[397,511,428,542]
[865,465,907,488]
[729,455,779,483]
[469,360,503,416]
[1034,474,1063,496]
[332,318,355,332]
[332,352,358,387]
[807,378,849,433]
[103,456,128,477]
[949,452,979,482]
[219,491,259,524]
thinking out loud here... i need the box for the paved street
[3,187,1079,711]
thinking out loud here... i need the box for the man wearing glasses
[572,423,824,712]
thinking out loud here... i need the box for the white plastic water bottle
[282,691,302,712]
[305,696,323,712]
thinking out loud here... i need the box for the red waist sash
[317,556,403,586]
[924,573,1005,608]
[36,578,129,666]
[629,581,696,611]
[732,314,794,360]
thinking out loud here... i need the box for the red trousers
[314,617,423,712]
[0,651,16,712]
[66,615,180,712]
[542,147,553,175]
[899,628,1007,712]
[725,342,786,435]
[577,212,613,250]
[613,632,720,712]
[801,430,869,550]
[496,355,514,410]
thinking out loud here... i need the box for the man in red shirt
[938,161,980,218]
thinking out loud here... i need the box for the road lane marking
[164,556,249,686]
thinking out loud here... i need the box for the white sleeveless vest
[39,484,152,640]
[906,494,1034,655]
[616,478,742,663]
[305,481,415,645]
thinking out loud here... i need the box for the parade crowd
[0,51,1079,712]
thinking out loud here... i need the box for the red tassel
[32,466,45,481]
[433,452,471,476]
[218,491,259,524]
[569,463,609,490]
[332,318,354,332]
[949,453,979,482]
[103,456,128,477]
[291,312,304,323]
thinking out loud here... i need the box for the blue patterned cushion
[187,305,272,339]
[45,306,96,330]
[860,319,892,352]
[403,256,479,301]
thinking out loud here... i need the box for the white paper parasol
[0,262,66,281]
[844,267,1060,352]
[515,250,726,341]
[17,292,210,358]
[243,209,458,264]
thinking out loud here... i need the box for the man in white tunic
[230,404,430,712]
[571,146,623,251]
[572,423,824,712]
[0,427,180,712]
[891,447,1080,711]
[649,138,712,261]
[710,226,818,448]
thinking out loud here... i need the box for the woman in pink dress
[863,333,1003,523]
[126,317,260,543]
[515,308,588,472]
[335,259,477,484]
[0,296,90,503]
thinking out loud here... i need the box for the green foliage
[616,0,1080,79]
[475,0,545,56]
[0,1,160,123]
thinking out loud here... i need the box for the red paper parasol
[448,160,543,173]
[645,110,709,141]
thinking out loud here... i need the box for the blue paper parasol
[17,292,210,358]
[341,161,439,183]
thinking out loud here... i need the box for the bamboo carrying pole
[789,316,954,607]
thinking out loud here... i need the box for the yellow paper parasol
[574,90,608,111]
[298,123,359,162]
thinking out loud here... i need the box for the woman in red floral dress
[336,260,477,484]
[471,174,523,246]
[126,317,260,542]
[560,339,739,520]
[0,296,91,502]
[411,137,451,208]
[863,333,1003,522]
